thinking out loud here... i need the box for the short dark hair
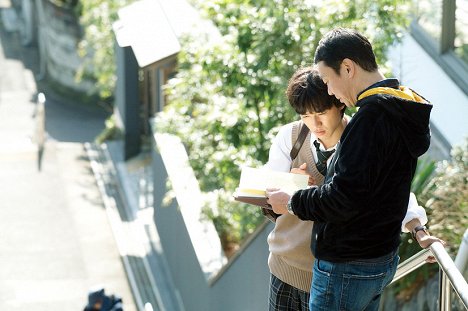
[314,28,378,74]
[286,66,344,115]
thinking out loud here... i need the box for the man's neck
[355,70,386,98]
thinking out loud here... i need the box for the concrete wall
[35,0,95,92]
[208,223,272,310]
[152,132,272,311]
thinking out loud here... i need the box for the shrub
[394,137,468,300]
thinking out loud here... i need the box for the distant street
[0,5,136,311]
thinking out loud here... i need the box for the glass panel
[415,0,443,42]
[454,0,468,64]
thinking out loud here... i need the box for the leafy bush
[394,137,468,300]
[421,138,468,254]
[74,0,135,100]
[95,114,123,144]
[200,189,265,258]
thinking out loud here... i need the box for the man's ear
[341,58,355,77]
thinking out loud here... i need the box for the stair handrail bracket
[390,240,468,310]
[430,241,468,310]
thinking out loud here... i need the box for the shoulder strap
[261,123,310,223]
[290,124,310,160]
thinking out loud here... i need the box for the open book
[233,166,309,209]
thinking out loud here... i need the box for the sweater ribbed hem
[269,253,313,293]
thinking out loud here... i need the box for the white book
[234,166,309,199]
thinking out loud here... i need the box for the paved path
[0,6,136,310]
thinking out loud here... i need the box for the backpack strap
[263,123,310,223]
[290,124,310,160]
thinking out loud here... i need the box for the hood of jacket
[357,84,433,158]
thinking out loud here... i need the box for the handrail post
[439,268,452,311]
[455,229,468,273]
[431,241,468,309]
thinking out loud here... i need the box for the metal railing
[390,241,468,310]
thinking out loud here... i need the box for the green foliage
[420,138,468,254]
[95,114,123,144]
[395,138,468,300]
[74,0,133,100]
[410,157,436,196]
[200,189,265,256]
[155,0,410,247]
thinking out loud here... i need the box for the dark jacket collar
[356,78,400,105]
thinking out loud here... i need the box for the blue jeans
[309,250,399,311]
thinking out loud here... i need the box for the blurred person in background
[84,287,123,311]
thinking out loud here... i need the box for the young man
[267,29,444,310]
[266,66,430,310]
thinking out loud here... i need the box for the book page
[235,166,309,197]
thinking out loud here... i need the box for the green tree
[155,0,411,247]
[74,0,133,100]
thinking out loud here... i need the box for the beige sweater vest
[267,121,325,292]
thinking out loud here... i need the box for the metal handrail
[390,241,468,310]
[431,242,468,310]
[390,248,432,284]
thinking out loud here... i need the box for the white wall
[388,34,468,147]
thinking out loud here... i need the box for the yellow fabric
[358,86,429,104]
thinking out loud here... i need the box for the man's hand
[405,219,446,263]
[266,188,291,215]
[290,163,316,186]
[415,231,446,263]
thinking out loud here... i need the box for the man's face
[317,61,356,108]
[300,105,344,147]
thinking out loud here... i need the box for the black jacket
[290,79,432,262]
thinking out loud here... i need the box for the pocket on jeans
[340,271,387,310]
[343,271,386,280]
[315,259,331,277]
[311,260,332,308]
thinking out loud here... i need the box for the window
[454,0,468,63]
[415,0,443,43]
[411,0,468,94]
